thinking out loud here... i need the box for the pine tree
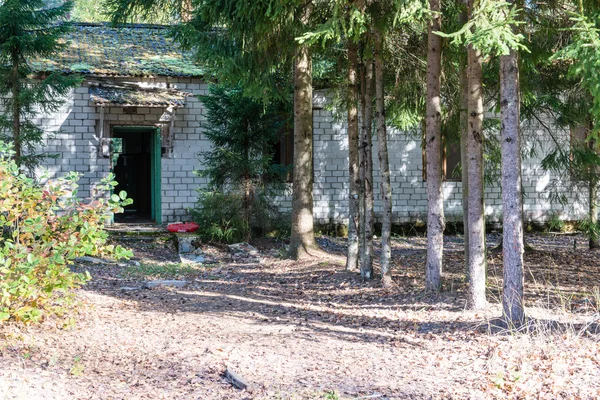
[425,0,444,292]
[359,54,375,279]
[465,17,487,310]
[374,23,393,287]
[196,84,288,242]
[0,0,81,170]
[346,37,361,271]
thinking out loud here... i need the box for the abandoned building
[29,22,580,226]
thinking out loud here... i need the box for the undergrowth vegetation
[192,84,291,243]
[192,190,289,243]
[0,146,131,323]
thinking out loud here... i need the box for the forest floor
[1,232,599,399]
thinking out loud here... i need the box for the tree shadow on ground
[82,257,482,346]
[81,232,600,347]
[486,316,600,335]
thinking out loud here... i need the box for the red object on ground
[167,222,199,233]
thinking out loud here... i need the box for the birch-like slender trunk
[589,134,599,249]
[590,180,599,249]
[289,42,320,259]
[466,0,487,309]
[12,50,21,162]
[347,40,360,271]
[425,0,444,292]
[459,3,469,275]
[500,44,525,327]
[374,28,393,287]
[360,55,375,279]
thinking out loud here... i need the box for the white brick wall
[312,103,586,225]
[35,81,586,226]
[36,77,211,223]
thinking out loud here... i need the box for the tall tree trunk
[12,50,21,163]
[243,173,252,242]
[590,180,599,249]
[360,54,374,279]
[347,40,361,271]
[180,0,193,22]
[459,3,469,276]
[360,57,375,278]
[374,28,393,287]
[425,0,444,292]
[589,133,599,249]
[289,43,320,259]
[466,0,487,309]
[500,44,525,327]
[359,60,366,270]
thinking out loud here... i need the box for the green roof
[32,23,204,78]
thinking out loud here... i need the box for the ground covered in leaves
[1,232,599,399]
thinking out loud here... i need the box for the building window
[273,132,293,167]
[444,140,461,181]
[272,127,294,182]
[422,136,462,182]
[569,124,592,178]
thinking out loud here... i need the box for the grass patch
[121,263,200,280]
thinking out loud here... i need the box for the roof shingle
[32,23,204,78]
[89,82,189,107]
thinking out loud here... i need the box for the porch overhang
[89,82,190,108]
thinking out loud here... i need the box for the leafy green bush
[547,213,566,233]
[0,146,132,323]
[192,190,247,243]
[578,217,600,242]
[192,189,289,243]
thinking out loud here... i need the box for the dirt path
[1,234,599,399]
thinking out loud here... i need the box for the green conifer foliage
[0,0,81,170]
[199,85,288,189]
[193,85,290,242]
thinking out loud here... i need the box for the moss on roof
[32,23,204,78]
[90,83,189,107]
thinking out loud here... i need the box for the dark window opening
[272,130,294,183]
[422,135,462,182]
[444,141,461,181]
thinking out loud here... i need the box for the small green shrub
[578,217,600,241]
[0,146,132,323]
[547,213,566,233]
[192,189,288,243]
[192,190,248,243]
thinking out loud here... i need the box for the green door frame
[150,128,162,224]
[111,125,162,224]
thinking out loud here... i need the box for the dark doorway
[112,127,155,223]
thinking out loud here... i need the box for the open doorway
[112,126,161,223]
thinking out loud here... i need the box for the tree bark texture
[12,50,21,162]
[589,134,599,249]
[425,0,444,292]
[360,56,375,279]
[590,181,599,248]
[466,0,487,309]
[374,28,393,286]
[346,40,361,271]
[500,47,525,327]
[459,3,469,276]
[580,130,600,250]
[289,43,320,259]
